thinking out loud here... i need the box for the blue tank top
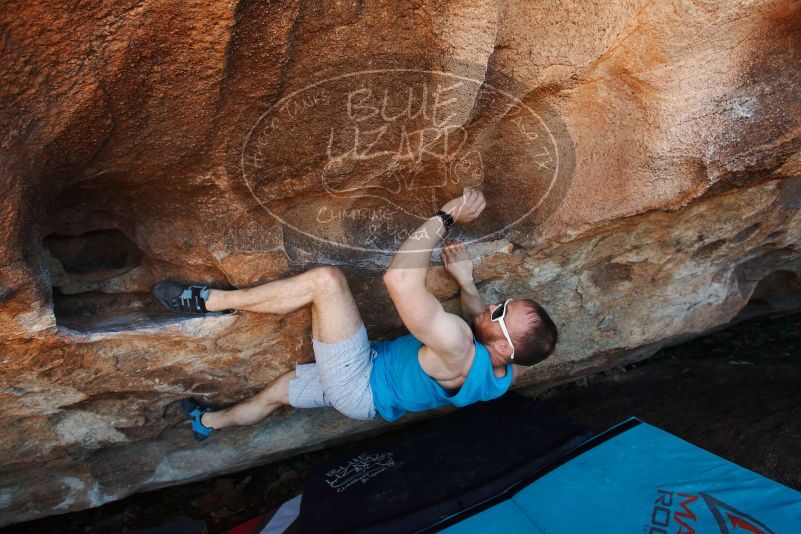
[368,332,513,422]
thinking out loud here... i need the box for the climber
[151,187,558,441]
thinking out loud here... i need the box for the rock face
[1,0,800,526]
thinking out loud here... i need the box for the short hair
[512,299,558,366]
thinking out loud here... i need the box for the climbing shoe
[181,397,216,442]
[151,280,234,315]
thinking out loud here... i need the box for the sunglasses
[490,299,515,359]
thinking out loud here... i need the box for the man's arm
[441,240,484,323]
[383,188,487,363]
[457,280,485,323]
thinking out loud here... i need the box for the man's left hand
[441,187,486,224]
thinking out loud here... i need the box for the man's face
[472,300,525,358]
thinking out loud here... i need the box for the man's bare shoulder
[418,323,475,387]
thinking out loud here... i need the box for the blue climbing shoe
[181,398,216,442]
[151,280,234,316]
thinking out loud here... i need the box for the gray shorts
[287,323,377,421]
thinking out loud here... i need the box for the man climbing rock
[152,188,558,441]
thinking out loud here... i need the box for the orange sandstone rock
[0,0,800,525]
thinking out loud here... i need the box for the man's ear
[494,339,512,357]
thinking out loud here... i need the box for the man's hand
[441,240,474,285]
[440,187,486,224]
[441,239,485,322]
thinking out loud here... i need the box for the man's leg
[201,370,294,430]
[198,266,368,428]
[204,266,363,344]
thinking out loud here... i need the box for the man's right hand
[441,240,474,285]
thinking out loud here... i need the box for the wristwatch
[436,210,455,235]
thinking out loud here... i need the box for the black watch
[436,210,455,234]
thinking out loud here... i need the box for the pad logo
[325,452,396,493]
[647,489,775,534]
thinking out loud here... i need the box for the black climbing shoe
[181,398,216,442]
[150,280,234,315]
